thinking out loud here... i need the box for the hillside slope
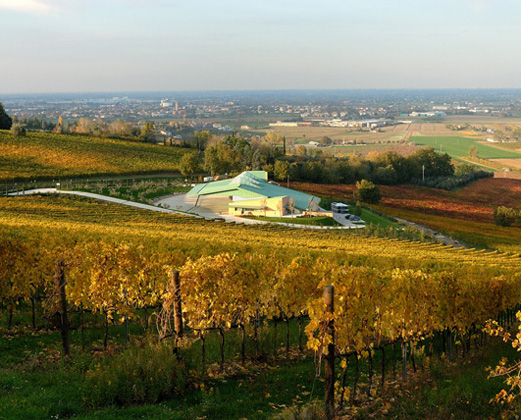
[0,130,189,182]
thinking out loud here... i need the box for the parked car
[346,215,361,221]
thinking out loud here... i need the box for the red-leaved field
[293,178,521,251]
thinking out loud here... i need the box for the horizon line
[3,87,521,97]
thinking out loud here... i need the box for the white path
[8,189,365,230]
[8,188,196,216]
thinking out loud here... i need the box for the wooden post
[402,339,407,380]
[171,270,184,338]
[31,297,36,330]
[55,260,70,356]
[324,285,335,420]
[123,289,129,344]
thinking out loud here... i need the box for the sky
[1,0,521,93]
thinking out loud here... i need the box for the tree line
[194,133,457,186]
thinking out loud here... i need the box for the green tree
[193,130,212,151]
[493,206,519,227]
[56,115,64,133]
[179,152,200,177]
[0,101,13,130]
[468,145,478,159]
[408,147,454,178]
[140,122,155,142]
[319,136,332,146]
[203,142,242,176]
[273,160,290,182]
[10,123,26,137]
[355,179,381,204]
[455,163,477,176]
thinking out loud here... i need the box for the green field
[359,208,398,228]
[411,136,521,159]
[0,130,190,182]
[243,215,341,226]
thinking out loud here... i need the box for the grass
[411,136,521,160]
[359,208,398,229]
[2,306,520,420]
[243,215,341,226]
[0,307,320,420]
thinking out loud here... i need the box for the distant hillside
[0,130,190,182]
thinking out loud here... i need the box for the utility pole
[422,165,425,181]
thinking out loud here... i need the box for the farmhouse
[188,171,320,217]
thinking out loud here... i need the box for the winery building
[187,171,320,217]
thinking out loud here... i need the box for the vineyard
[293,178,521,253]
[2,193,521,418]
[0,130,190,182]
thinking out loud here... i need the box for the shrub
[273,401,326,420]
[84,343,189,407]
[355,179,381,204]
[493,206,519,227]
[10,123,26,137]
[411,170,493,191]
[350,205,362,216]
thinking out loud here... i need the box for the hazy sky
[1,0,520,93]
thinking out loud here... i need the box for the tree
[408,147,454,178]
[493,130,506,142]
[140,122,155,142]
[295,145,307,156]
[355,179,381,204]
[455,163,477,176]
[493,206,519,227]
[193,130,212,151]
[179,152,200,177]
[10,123,26,137]
[56,116,64,133]
[468,145,478,159]
[203,142,242,176]
[0,101,13,130]
[273,160,290,182]
[319,136,332,146]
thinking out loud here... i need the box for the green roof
[188,171,319,210]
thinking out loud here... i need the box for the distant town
[3,89,521,129]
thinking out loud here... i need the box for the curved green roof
[188,171,319,210]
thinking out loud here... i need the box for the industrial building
[187,171,320,217]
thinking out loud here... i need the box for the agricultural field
[443,115,521,125]
[3,193,521,419]
[411,136,521,159]
[0,130,190,183]
[490,158,521,170]
[266,124,410,144]
[330,143,420,157]
[293,178,521,252]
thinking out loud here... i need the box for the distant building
[410,111,446,117]
[269,121,299,127]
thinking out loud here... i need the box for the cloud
[0,0,53,13]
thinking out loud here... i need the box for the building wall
[229,196,291,217]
